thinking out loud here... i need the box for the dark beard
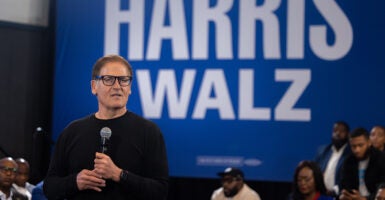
[332,138,347,150]
[224,187,239,197]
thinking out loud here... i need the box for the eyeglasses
[94,75,132,87]
[0,166,17,174]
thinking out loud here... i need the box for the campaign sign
[53,0,385,181]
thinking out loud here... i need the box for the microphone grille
[100,127,112,139]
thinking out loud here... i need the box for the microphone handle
[100,137,110,154]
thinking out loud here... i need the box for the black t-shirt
[44,111,169,200]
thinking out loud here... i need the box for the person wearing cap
[211,167,261,200]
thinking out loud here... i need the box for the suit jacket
[315,143,351,186]
[339,147,385,199]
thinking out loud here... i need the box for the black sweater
[339,147,385,200]
[44,111,169,199]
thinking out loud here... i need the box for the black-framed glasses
[94,75,132,87]
[0,166,17,174]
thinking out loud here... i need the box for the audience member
[43,55,169,199]
[211,167,261,200]
[31,181,47,200]
[315,121,351,196]
[12,158,35,200]
[0,157,27,200]
[288,160,333,200]
[370,126,385,153]
[339,128,385,200]
[375,183,385,200]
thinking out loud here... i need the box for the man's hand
[94,152,122,182]
[76,169,106,192]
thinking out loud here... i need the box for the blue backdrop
[53,0,385,181]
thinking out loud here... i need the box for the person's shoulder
[57,114,94,139]
[319,143,333,152]
[210,187,224,199]
[323,143,332,148]
[126,111,160,128]
[68,114,94,126]
[314,143,332,161]
[370,147,385,164]
[26,182,35,190]
[32,181,44,193]
[62,114,95,132]
[241,184,261,200]
[344,153,357,163]
[126,111,145,121]
[11,188,28,200]
[372,147,385,156]
[342,143,352,154]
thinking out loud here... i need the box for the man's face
[0,160,17,189]
[350,135,371,160]
[221,175,242,197]
[333,123,349,141]
[370,127,385,151]
[91,62,132,113]
[376,188,385,200]
[15,163,29,187]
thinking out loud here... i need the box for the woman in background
[288,160,333,200]
[370,126,385,153]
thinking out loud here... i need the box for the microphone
[100,127,112,154]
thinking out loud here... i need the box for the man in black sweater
[43,55,169,199]
[339,128,385,200]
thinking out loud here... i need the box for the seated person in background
[314,121,351,196]
[211,167,261,200]
[339,128,385,200]
[375,183,385,200]
[370,126,385,153]
[12,158,35,200]
[0,157,28,200]
[288,160,333,200]
[31,181,47,200]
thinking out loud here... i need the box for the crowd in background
[210,122,385,200]
[0,157,46,200]
[310,122,385,200]
[1,121,385,200]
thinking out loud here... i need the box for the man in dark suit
[315,121,351,196]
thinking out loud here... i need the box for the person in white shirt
[315,121,351,196]
[12,158,35,200]
[0,157,17,200]
[211,167,261,200]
